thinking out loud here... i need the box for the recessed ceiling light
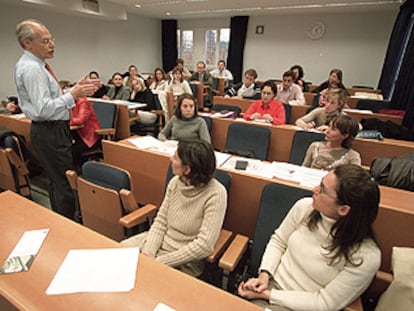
[135,4,142,8]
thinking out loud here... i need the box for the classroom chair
[224,123,271,160]
[66,161,152,241]
[80,101,119,161]
[130,93,165,137]
[121,163,234,287]
[283,103,291,124]
[211,77,226,96]
[201,115,212,132]
[0,133,31,197]
[288,130,326,165]
[218,182,312,293]
[92,101,119,140]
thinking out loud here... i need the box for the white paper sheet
[154,303,176,311]
[214,151,232,167]
[0,228,49,274]
[46,247,139,295]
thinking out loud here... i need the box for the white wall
[0,3,162,99]
[0,3,397,100]
[179,10,397,88]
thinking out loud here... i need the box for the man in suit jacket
[190,61,213,107]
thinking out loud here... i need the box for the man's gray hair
[16,19,44,48]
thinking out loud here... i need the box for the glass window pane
[205,30,217,66]
[181,30,193,69]
[177,29,181,58]
[219,28,230,62]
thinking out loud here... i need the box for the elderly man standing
[14,19,101,219]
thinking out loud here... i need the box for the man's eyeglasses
[38,38,55,45]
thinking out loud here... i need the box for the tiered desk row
[102,137,414,276]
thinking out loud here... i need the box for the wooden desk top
[0,191,260,311]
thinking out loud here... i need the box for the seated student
[129,77,157,125]
[224,68,261,100]
[103,72,130,101]
[122,138,227,277]
[149,67,169,121]
[123,65,145,88]
[210,60,234,86]
[69,98,101,166]
[290,65,305,91]
[5,96,22,114]
[190,61,213,107]
[149,67,168,93]
[312,69,350,107]
[295,88,347,132]
[158,94,210,143]
[243,80,286,125]
[167,67,193,99]
[302,115,361,170]
[89,71,108,98]
[168,58,191,80]
[275,70,305,105]
[238,164,381,311]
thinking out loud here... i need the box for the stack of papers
[128,136,178,156]
[220,156,274,179]
[271,162,328,188]
[210,111,236,118]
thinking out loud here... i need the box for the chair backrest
[225,123,271,160]
[81,161,131,191]
[211,77,226,96]
[352,85,374,90]
[76,161,132,241]
[356,99,390,113]
[289,130,326,165]
[211,104,242,117]
[201,115,212,132]
[153,93,162,110]
[283,103,291,124]
[0,134,30,196]
[247,182,312,276]
[93,101,118,129]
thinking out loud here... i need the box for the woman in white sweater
[239,164,381,311]
[122,139,227,277]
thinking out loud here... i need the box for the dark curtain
[227,16,249,83]
[393,26,414,130]
[377,0,414,99]
[162,20,178,73]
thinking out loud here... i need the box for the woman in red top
[69,98,101,166]
[243,80,286,125]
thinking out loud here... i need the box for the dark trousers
[71,131,102,167]
[31,122,75,219]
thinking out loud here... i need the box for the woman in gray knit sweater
[122,139,227,277]
[158,94,211,143]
